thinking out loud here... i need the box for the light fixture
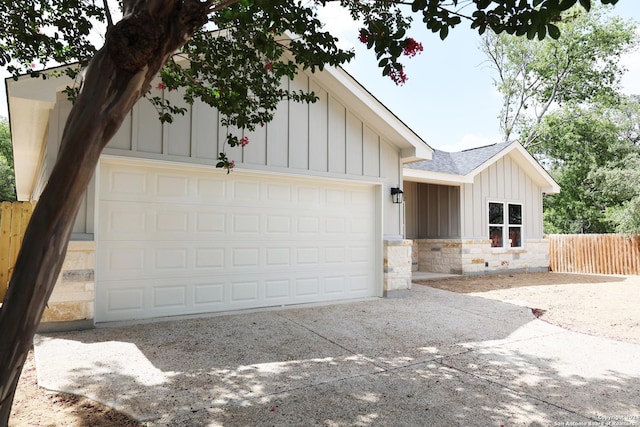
[391,187,404,204]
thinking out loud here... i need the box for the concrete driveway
[34,284,640,426]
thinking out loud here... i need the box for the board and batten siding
[103,72,397,182]
[403,181,460,239]
[460,153,544,240]
[42,71,404,237]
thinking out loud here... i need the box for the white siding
[100,72,397,183]
[460,153,544,240]
[46,71,405,239]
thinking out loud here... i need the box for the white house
[7,64,431,328]
[404,141,560,275]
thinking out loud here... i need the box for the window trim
[488,201,523,249]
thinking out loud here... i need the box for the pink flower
[388,69,408,85]
[240,136,249,147]
[156,82,167,90]
[265,62,273,72]
[358,32,368,44]
[403,38,423,58]
[30,62,36,69]
[229,160,236,169]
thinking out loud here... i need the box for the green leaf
[439,26,449,40]
[411,0,427,13]
[579,0,591,11]
[558,0,577,11]
[538,25,547,40]
[548,23,561,39]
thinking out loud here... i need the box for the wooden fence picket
[0,201,35,302]
[549,233,640,275]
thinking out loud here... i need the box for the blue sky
[2,1,640,152]
[319,1,640,151]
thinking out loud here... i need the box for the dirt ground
[414,271,640,346]
[9,272,640,426]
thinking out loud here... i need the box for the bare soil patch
[415,272,640,345]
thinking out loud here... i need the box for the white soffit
[403,167,468,186]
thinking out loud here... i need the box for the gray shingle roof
[405,141,514,175]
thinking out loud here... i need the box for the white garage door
[95,159,380,322]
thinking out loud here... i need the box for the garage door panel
[97,269,376,322]
[194,281,225,306]
[102,202,378,241]
[99,240,375,281]
[97,161,379,322]
[153,285,187,308]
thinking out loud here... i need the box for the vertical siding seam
[189,102,194,159]
[306,75,311,171]
[343,107,347,174]
[360,121,364,177]
[325,93,329,172]
[126,109,134,153]
[377,135,381,178]
[131,104,139,152]
[286,77,291,168]
[161,91,168,156]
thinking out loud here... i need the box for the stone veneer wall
[414,238,550,275]
[40,240,95,330]
[383,239,412,293]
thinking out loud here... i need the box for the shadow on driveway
[34,285,640,426]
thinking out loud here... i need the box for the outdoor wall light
[391,187,404,204]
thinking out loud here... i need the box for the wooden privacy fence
[549,234,640,275]
[0,201,36,303]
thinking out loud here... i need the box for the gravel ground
[10,271,640,426]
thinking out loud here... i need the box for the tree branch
[103,0,114,29]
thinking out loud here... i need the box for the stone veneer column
[39,241,95,331]
[383,239,412,295]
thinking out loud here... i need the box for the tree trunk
[0,1,209,423]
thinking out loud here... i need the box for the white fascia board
[309,65,432,161]
[401,145,433,163]
[403,167,470,186]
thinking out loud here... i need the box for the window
[489,202,522,248]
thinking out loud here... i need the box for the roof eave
[403,168,472,186]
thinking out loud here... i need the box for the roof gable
[404,141,560,194]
